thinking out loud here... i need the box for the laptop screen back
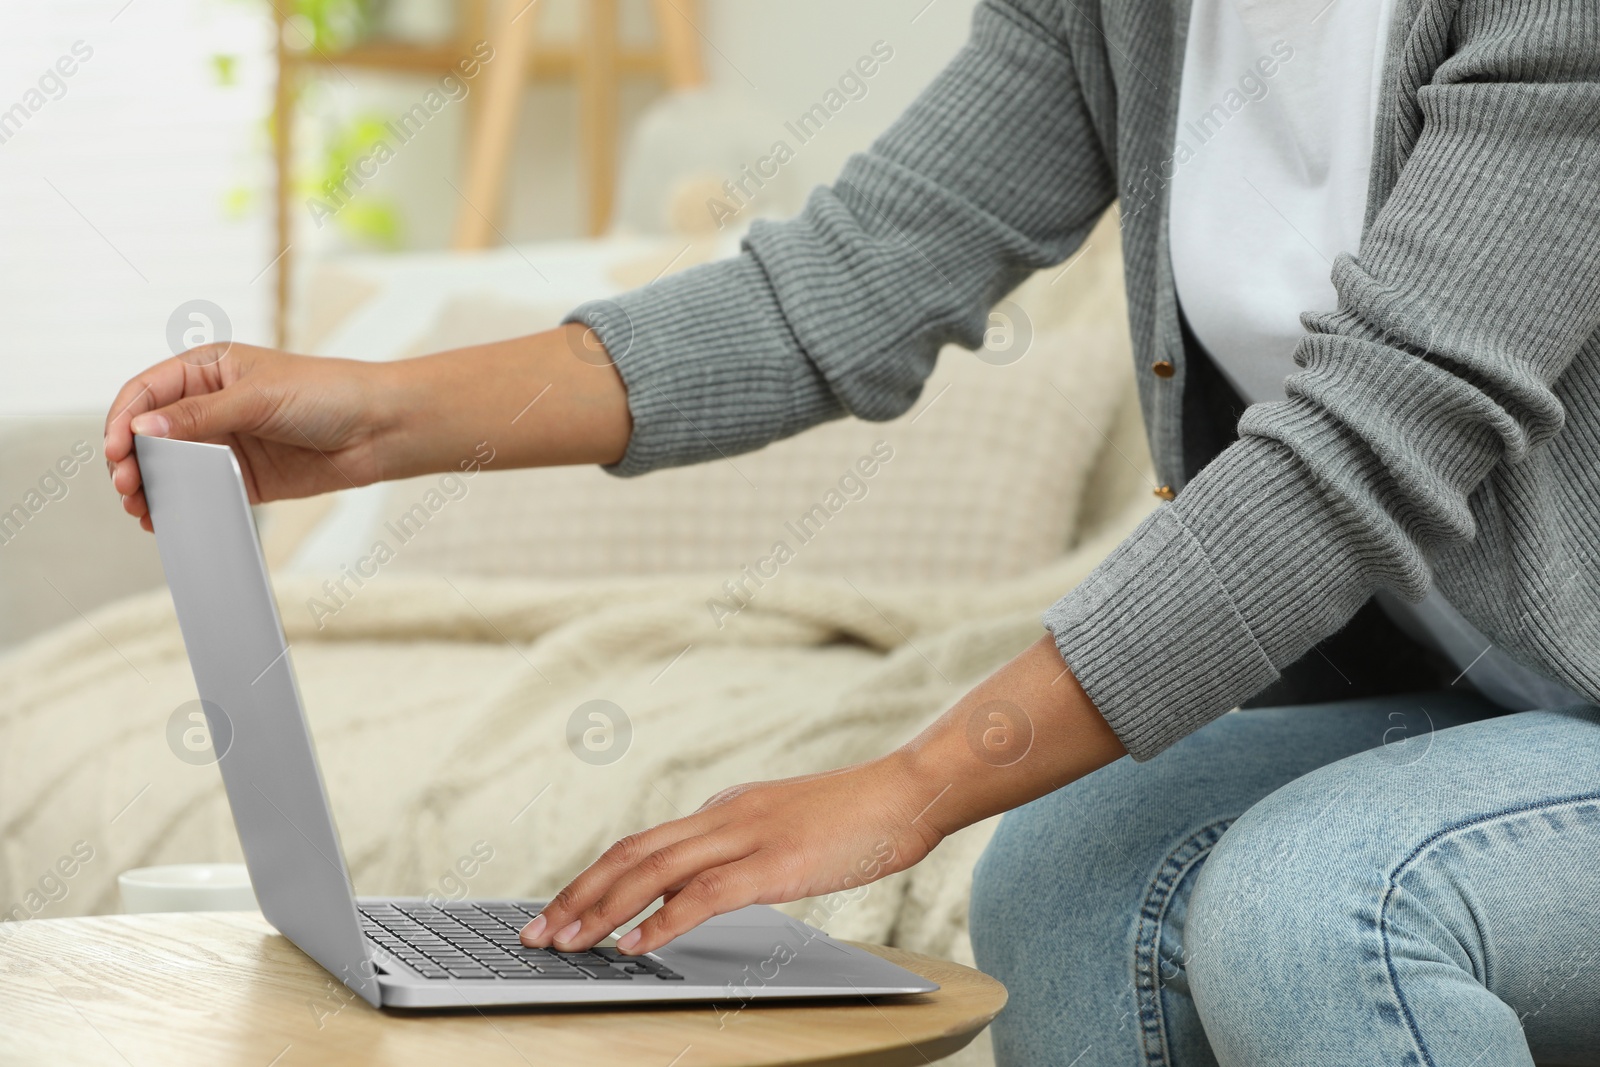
[136,436,379,1005]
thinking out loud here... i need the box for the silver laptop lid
[136,436,380,1006]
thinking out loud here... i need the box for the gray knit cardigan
[569,0,1600,760]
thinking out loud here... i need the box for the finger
[104,376,162,462]
[104,359,202,462]
[613,857,770,956]
[556,833,755,952]
[520,819,712,948]
[121,491,148,522]
[105,358,219,505]
[110,452,148,497]
[131,385,263,445]
[108,441,145,500]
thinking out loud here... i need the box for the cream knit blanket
[0,497,1148,972]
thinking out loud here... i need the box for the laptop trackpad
[651,907,889,990]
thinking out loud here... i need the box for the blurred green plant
[302,116,403,246]
[214,0,403,247]
[284,0,382,54]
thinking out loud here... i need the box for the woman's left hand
[518,754,942,956]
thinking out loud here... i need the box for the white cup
[118,863,258,913]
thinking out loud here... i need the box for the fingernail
[520,915,546,944]
[616,929,642,953]
[553,920,581,946]
[130,413,169,438]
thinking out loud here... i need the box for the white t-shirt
[1168,0,1582,711]
[1170,0,1392,404]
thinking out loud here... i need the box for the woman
[105,1,1600,1062]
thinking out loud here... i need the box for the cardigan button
[1153,485,1176,501]
[1151,360,1175,378]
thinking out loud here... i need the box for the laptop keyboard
[359,901,685,982]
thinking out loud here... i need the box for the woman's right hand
[105,324,633,532]
[104,343,392,531]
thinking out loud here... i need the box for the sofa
[0,209,1150,1066]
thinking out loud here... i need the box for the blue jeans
[970,692,1600,1066]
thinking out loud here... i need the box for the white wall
[0,0,977,417]
[0,0,275,417]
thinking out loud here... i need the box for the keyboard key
[555,953,606,966]
[596,949,666,971]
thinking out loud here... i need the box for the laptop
[135,435,938,1009]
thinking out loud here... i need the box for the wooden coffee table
[0,912,1006,1066]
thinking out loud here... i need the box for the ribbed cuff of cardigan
[565,254,844,477]
[1042,504,1279,761]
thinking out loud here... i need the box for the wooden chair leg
[650,0,705,90]
[459,0,490,147]
[578,0,620,236]
[452,0,537,250]
[272,8,294,347]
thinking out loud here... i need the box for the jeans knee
[1183,766,1400,1060]
[1184,809,1297,993]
